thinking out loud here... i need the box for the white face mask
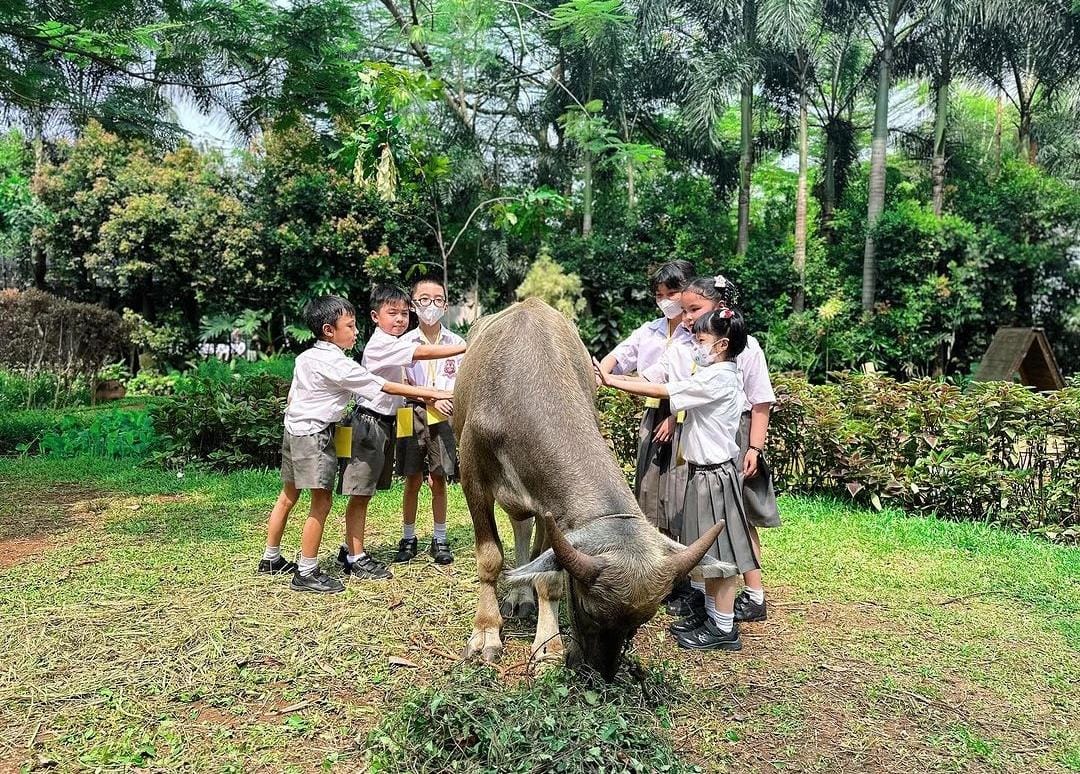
[417,305,445,326]
[691,342,715,367]
[657,297,683,319]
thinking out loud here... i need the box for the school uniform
[667,361,760,578]
[282,341,386,491]
[607,318,694,536]
[338,328,420,497]
[646,334,781,528]
[395,325,464,479]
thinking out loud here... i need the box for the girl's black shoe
[257,555,297,575]
[393,537,419,563]
[734,591,767,622]
[666,586,705,618]
[429,538,454,565]
[346,554,393,580]
[290,567,345,594]
[675,619,743,651]
[669,608,709,635]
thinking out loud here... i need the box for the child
[260,295,454,594]
[393,277,464,565]
[596,309,754,650]
[336,285,467,580]
[597,260,695,540]
[642,275,778,624]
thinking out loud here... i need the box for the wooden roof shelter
[973,327,1066,391]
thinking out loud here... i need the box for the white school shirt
[284,341,387,436]
[361,328,421,416]
[608,317,694,376]
[667,361,744,465]
[642,333,776,413]
[402,325,465,391]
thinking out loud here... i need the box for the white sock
[744,586,765,605]
[712,610,735,633]
[690,580,706,594]
[346,552,368,564]
[704,594,717,620]
[403,523,416,541]
[433,523,447,542]
[297,555,319,577]
[262,545,282,561]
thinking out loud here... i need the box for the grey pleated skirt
[736,412,782,528]
[681,460,761,579]
[633,401,688,539]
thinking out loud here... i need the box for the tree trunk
[30,115,46,290]
[793,83,809,313]
[582,151,593,238]
[861,36,893,312]
[1018,109,1033,164]
[992,86,1003,173]
[737,79,753,257]
[930,74,949,217]
[822,129,836,234]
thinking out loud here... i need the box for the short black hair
[692,308,748,359]
[370,284,411,311]
[648,260,695,294]
[304,295,355,340]
[411,276,446,295]
[683,274,740,307]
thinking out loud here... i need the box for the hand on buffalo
[653,415,675,444]
[434,398,454,416]
[592,357,611,388]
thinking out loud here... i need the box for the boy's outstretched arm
[593,358,670,400]
[413,343,466,361]
[382,381,454,403]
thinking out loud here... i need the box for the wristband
[748,445,764,454]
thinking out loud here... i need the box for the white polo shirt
[361,328,421,416]
[284,341,386,436]
[643,333,775,412]
[608,317,694,376]
[667,361,744,465]
[402,325,465,391]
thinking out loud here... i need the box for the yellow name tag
[645,397,661,409]
[396,407,414,438]
[676,410,686,424]
[426,406,447,425]
[334,425,352,458]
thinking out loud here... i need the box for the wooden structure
[973,327,1066,391]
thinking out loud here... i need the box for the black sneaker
[669,608,709,635]
[345,554,393,580]
[676,619,742,651]
[430,538,453,565]
[290,567,345,594]
[667,587,705,618]
[257,555,298,575]
[662,575,693,606]
[337,544,348,568]
[734,590,767,622]
[393,537,419,563]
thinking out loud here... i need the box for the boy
[259,295,453,594]
[336,285,467,580]
[393,277,464,565]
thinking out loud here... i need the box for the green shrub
[0,405,154,456]
[150,372,288,469]
[596,386,641,485]
[366,664,698,774]
[0,368,93,410]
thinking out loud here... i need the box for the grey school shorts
[281,426,337,491]
[395,404,458,479]
[338,411,396,497]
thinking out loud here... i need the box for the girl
[642,275,778,624]
[596,309,754,650]
[597,260,695,541]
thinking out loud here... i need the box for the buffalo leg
[460,437,504,662]
[500,516,537,620]
[531,569,565,665]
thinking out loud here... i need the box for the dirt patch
[0,486,107,569]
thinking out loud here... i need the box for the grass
[0,455,1077,773]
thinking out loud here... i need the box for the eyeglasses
[412,296,447,309]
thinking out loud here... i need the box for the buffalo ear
[505,549,561,586]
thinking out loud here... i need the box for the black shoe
[290,567,345,594]
[336,544,348,568]
[662,575,693,605]
[345,553,393,580]
[734,590,767,622]
[258,555,298,575]
[430,538,453,565]
[393,537,419,563]
[667,587,705,618]
[676,619,742,651]
[669,608,709,635]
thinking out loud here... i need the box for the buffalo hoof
[500,586,537,620]
[464,627,503,663]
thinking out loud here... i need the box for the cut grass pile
[0,456,1076,772]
